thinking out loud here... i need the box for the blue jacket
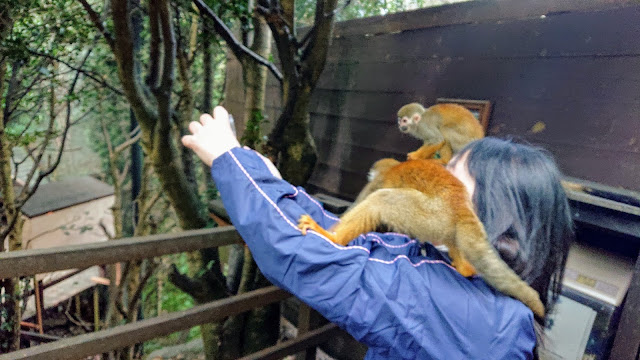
[211,147,535,359]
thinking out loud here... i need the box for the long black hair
[449,137,574,324]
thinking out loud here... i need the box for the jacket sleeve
[210,147,373,328]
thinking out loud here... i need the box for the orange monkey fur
[397,103,485,164]
[298,158,545,318]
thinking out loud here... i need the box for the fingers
[199,113,214,126]
[199,106,233,134]
[181,135,195,148]
[188,121,203,135]
[213,106,229,122]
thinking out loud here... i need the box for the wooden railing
[0,227,340,360]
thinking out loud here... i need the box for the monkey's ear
[412,113,421,123]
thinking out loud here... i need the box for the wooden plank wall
[226,0,640,201]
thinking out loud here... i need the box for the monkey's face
[397,113,420,133]
[397,103,424,133]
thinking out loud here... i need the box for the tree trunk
[200,25,218,203]
[0,57,24,353]
[177,50,198,195]
[240,12,271,149]
[268,84,318,186]
[202,26,214,115]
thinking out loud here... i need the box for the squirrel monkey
[298,158,545,318]
[397,103,485,164]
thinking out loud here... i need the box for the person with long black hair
[182,106,574,359]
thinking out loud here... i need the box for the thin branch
[117,160,130,185]
[17,97,58,198]
[113,130,141,155]
[6,68,74,120]
[129,125,141,138]
[147,1,162,90]
[298,25,317,50]
[79,0,115,50]
[188,11,199,64]
[115,297,128,318]
[9,102,44,149]
[64,299,93,332]
[193,0,283,83]
[255,3,298,83]
[13,141,40,167]
[27,49,124,96]
[69,102,102,127]
[3,60,23,124]
[23,215,81,249]
[137,191,162,226]
[99,219,115,240]
[158,0,175,93]
[16,48,93,208]
[301,0,339,84]
[100,116,115,158]
[126,261,157,321]
[110,0,156,124]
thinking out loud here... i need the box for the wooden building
[224,1,640,359]
[17,176,115,320]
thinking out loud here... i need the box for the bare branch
[99,219,115,240]
[3,60,22,125]
[255,3,298,83]
[138,191,162,226]
[147,1,162,90]
[158,0,176,93]
[188,12,199,64]
[17,48,93,207]
[9,102,43,149]
[18,97,58,197]
[28,49,124,96]
[5,72,46,120]
[117,160,130,185]
[69,102,102,127]
[126,261,157,321]
[113,130,142,155]
[330,0,352,17]
[79,0,115,51]
[110,0,156,125]
[129,125,141,138]
[301,0,339,84]
[100,116,114,158]
[194,0,283,83]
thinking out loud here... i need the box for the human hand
[181,106,240,167]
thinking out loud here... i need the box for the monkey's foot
[298,215,321,235]
[297,215,338,243]
[407,151,421,161]
[452,260,477,278]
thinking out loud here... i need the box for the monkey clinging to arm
[397,103,485,164]
[297,158,545,318]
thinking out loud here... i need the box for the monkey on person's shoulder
[297,157,545,319]
[397,103,484,164]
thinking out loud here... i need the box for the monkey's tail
[455,210,545,318]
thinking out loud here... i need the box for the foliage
[141,253,202,354]
[296,0,469,26]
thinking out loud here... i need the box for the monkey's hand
[298,215,337,242]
